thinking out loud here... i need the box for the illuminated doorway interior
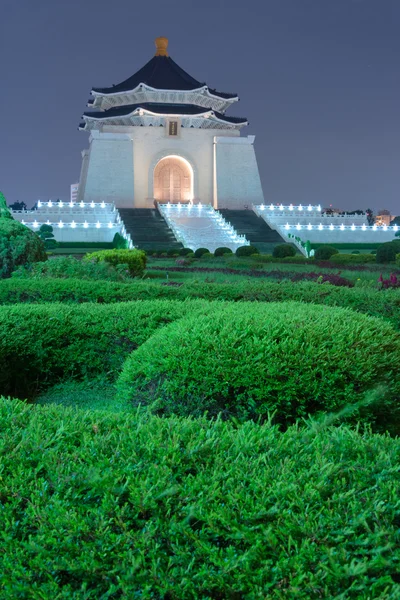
[153,155,193,202]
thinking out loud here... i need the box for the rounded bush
[179,248,193,256]
[376,242,399,263]
[194,247,210,258]
[314,245,339,260]
[235,245,260,257]
[0,218,47,278]
[272,244,296,259]
[167,249,178,257]
[117,302,400,431]
[0,300,208,398]
[85,249,146,277]
[214,247,233,257]
[351,250,360,254]
[330,253,375,264]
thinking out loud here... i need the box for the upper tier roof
[91,38,237,101]
[82,102,247,123]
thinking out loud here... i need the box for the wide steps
[218,209,286,251]
[118,209,182,250]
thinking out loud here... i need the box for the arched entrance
[153,155,193,203]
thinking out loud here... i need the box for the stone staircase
[117,208,183,251]
[218,209,286,253]
[158,203,249,252]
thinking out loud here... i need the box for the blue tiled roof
[82,102,247,124]
[91,56,237,100]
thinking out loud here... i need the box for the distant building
[70,183,79,203]
[376,209,393,226]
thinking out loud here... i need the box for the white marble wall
[214,136,264,209]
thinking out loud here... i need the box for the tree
[0,191,12,219]
[366,208,375,226]
[390,216,400,227]
[38,224,58,250]
[8,202,27,211]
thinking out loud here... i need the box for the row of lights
[37,200,110,209]
[260,204,322,212]
[28,220,117,229]
[164,202,203,210]
[284,223,398,232]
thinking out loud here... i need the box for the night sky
[2,0,399,213]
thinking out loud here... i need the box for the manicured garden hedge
[0,300,207,398]
[1,278,400,327]
[1,398,399,598]
[117,302,400,432]
[85,249,147,277]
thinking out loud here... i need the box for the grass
[36,378,123,412]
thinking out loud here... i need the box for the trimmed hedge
[1,278,400,327]
[117,302,400,431]
[314,245,339,260]
[85,249,146,277]
[330,253,375,264]
[236,245,260,257]
[0,218,47,278]
[376,242,400,264]
[1,398,399,598]
[0,300,207,398]
[311,243,381,250]
[12,256,131,281]
[214,246,233,257]
[194,247,210,258]
[57,242,114,249]
[272,243,296,258]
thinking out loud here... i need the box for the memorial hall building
[77,37,265,210]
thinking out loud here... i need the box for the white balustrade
[254,205,398,245]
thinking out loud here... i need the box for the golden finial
[155,37,168,57]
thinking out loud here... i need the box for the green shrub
[314,245,339,260]
[2,278,400,328]
[280,255,309,263]
[247,254,275,263]
[117,302,400,432]
[214,247,233,257]
[194,247,210,258]
[58,241,114,249]
[376,242,399,263]
[12,256,131,281]
[2,398,400,598]
[0,300,208,398]
[85,248,146,277]
[167,249,178,257]
[351,250,360,254]
[235,245,260,257]
[330,253,375,264]
[179,247,193,256]
[272,243,296,258]
[112,232,128,249]
[0,218,47,278]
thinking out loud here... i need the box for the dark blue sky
[2,0,399,212]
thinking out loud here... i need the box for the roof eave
[90,83,238,102]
